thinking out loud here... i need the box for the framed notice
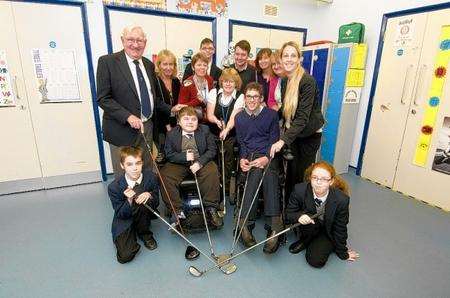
[0,51,16,107]
[31,49,81,103]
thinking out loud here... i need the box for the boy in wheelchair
[160,106,223,229]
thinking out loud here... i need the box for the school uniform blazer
[96,50,171,146]
[182,62,222,85]
[108,170,159,240]
[280,73,325,146]
[164,124,217,167]
[286,182,350,260]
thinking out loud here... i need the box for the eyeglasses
[125,38,146,45]
[245,95,260,101]
[311,176,332,183]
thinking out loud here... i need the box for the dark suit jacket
[108,169,159,240]
[164,124,217,167]
[182,62,222,86]
[286,182,350,260]
[96,50,171,146]
[280,73,325,145]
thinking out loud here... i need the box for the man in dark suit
[160,106,222,227]
[182,38,222,87]
[97,26,182,177]
[108,146,159,263]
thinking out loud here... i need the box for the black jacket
[286,182,350,260]
[164,124,217,167]
[96,50,171,146]
[280,73,324,145]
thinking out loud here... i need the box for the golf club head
[189,266,203,277]
[220,263,237,275]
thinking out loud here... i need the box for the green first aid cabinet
[338,22,365,43]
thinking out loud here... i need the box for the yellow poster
[350,43,368,69]
[346,69,365,87]
[413,25,450,166]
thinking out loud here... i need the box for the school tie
[314,198,322,208]
[185,133,194,139]
[133,60,152,118]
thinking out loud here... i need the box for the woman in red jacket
[178,52,214,121]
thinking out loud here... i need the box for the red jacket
[178,75,214,108]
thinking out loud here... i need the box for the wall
[84,0,449,171]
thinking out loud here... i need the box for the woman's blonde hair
[155,49,177,78]
[219,68,242,90]
[280,41,305,127]
[304,161,350,196]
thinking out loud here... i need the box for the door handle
[13,76,21,100]
[413,64,427,106]
[400,64,413,105]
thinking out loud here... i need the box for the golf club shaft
[143,203,217,264]
[230,157,272,255]
[220,139,226,215]
[199,210,324,275]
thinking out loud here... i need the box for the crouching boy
[108,146,159,264]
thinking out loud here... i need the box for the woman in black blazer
[286,161,359,268]
[155,50,184,160]
[270,41,325,197]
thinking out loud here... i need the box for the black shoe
[289,240,306,254]
[240,225,257,247]
[207,208,223,227]
[141,235,158,250]
[185,245,200,260]
[263,231,280,254]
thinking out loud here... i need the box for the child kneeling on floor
[286,161,359,268]
[108,146,159,264]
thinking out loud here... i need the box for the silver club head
[189,266,203,277]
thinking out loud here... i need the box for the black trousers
[240,154,281,228]
[160,161,220,212]
[285,133,322,198]
[297,221,334,268]
[114,203,154,264]
[219,136,237,194]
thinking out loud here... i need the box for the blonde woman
[269,41,324,196]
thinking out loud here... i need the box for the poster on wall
[0,51,16,107]
[394,18,415,48]
[32,49,81,103]
[431,117,450,175]
[103,0,166,10]
[176,0,228,17]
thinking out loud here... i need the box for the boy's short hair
[119,146,143,164]
[235,40,251,54]
[244,82,263,96]
[178,106,198,120]
[200,38,214,48]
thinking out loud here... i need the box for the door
[12,2,101,187]
[393,8,450,210]
[0,1,43,194]
[361,13,429,186]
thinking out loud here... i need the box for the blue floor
[1,173,449,298]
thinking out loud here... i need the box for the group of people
[97,25,359,268]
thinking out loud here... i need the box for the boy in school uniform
[160,106,222,228]
[108,146,159,264]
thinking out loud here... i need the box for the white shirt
[125,53,154,120]
[207,88,244,111]
[313,190,329,205]
[182,130,195,138]
[125,173,143,189]
[207,61,212,76]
